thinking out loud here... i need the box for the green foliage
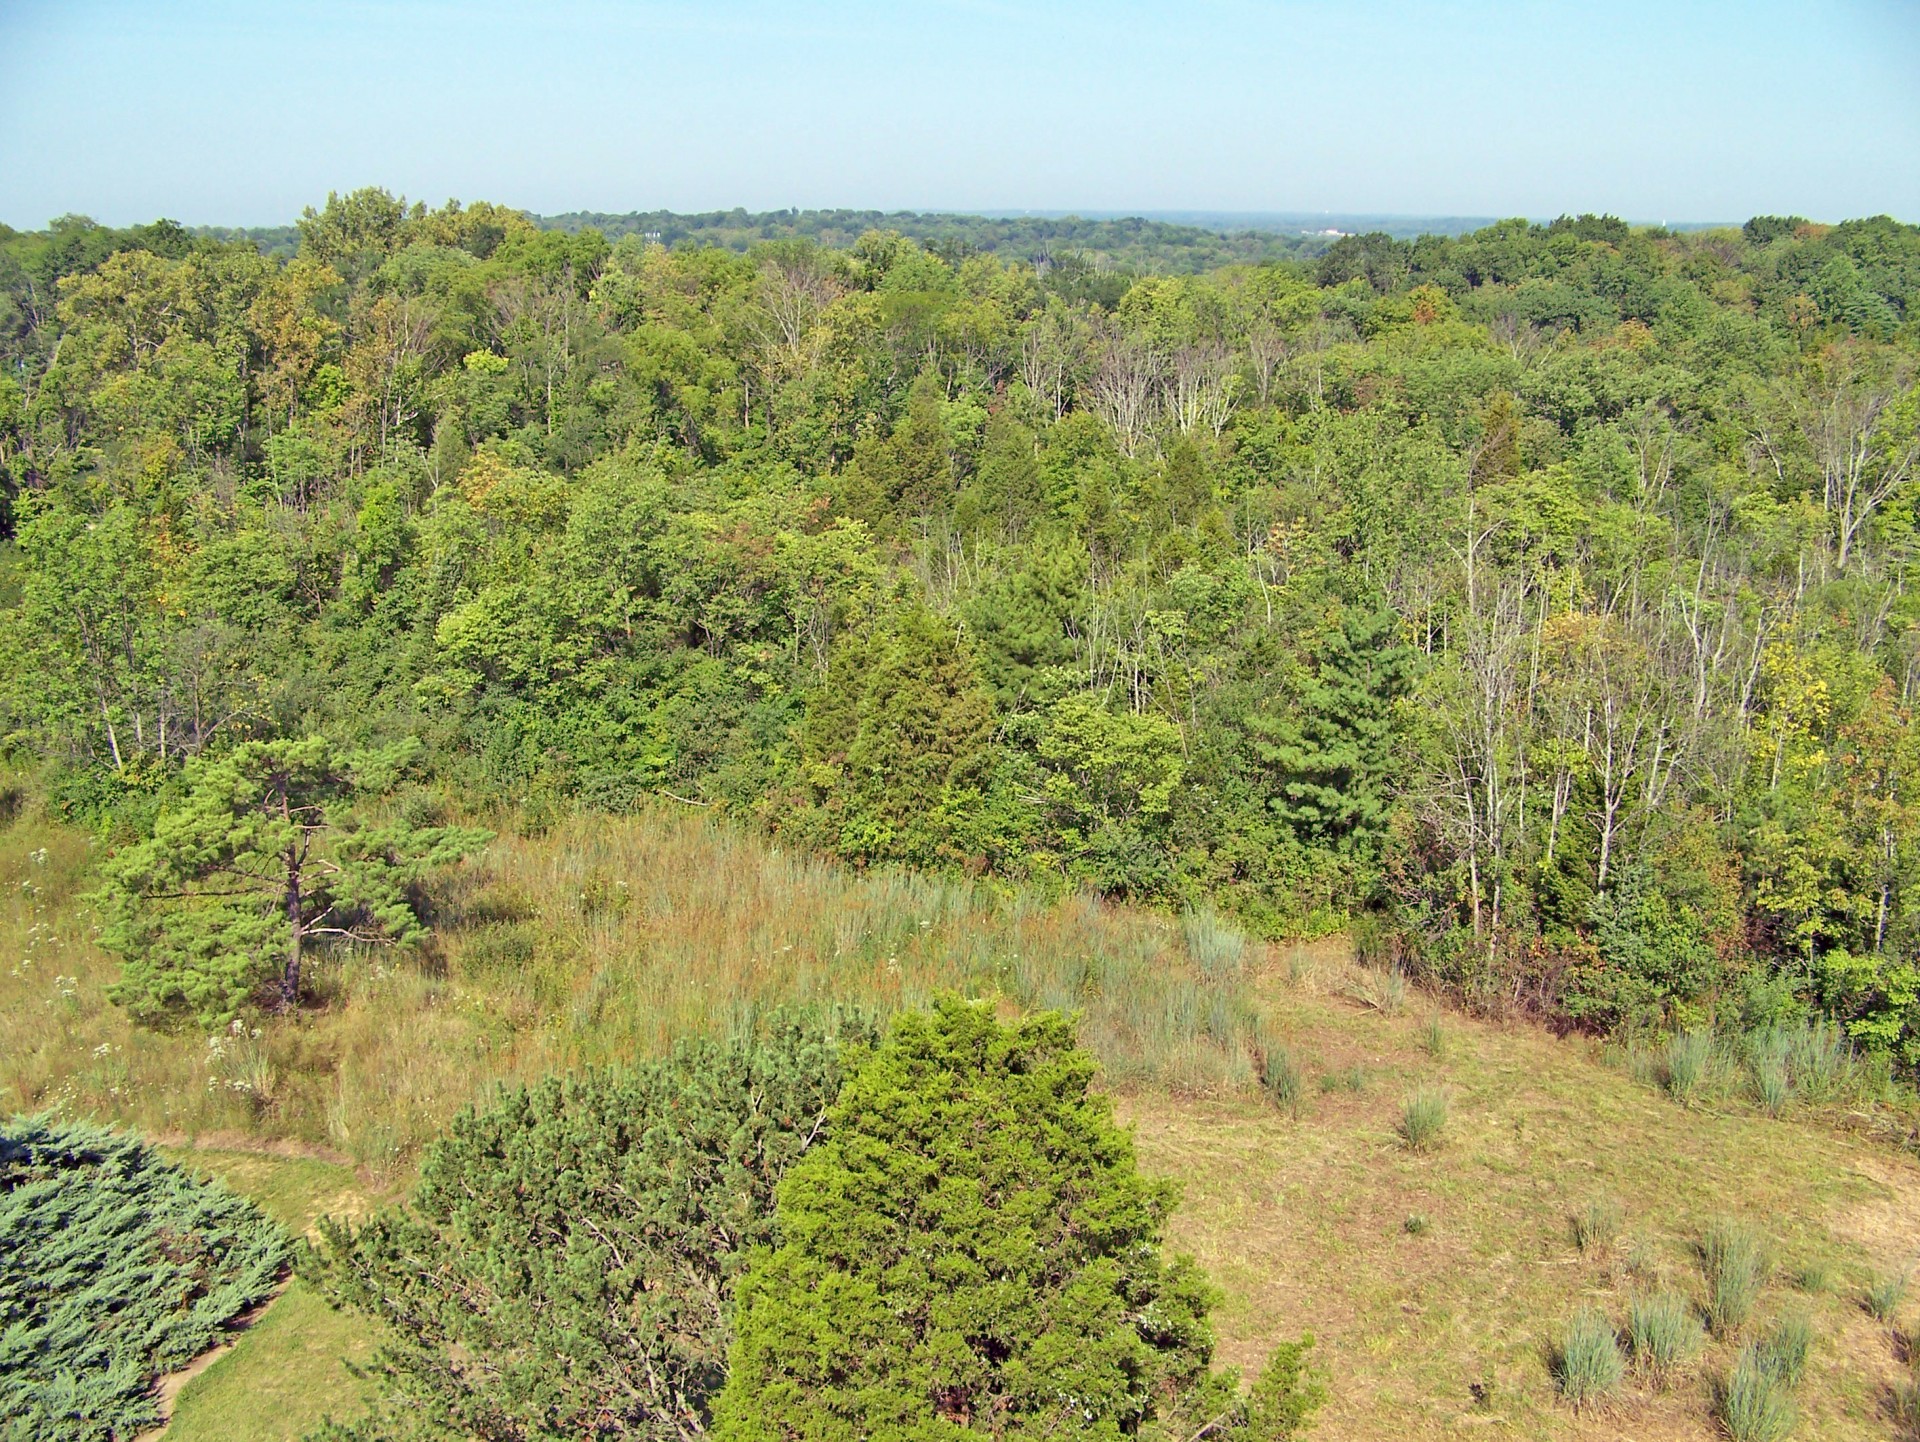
[309,1011,866,1441]
[0,1117,289,1442]
[1552,1307,1624,1410]
[795,607,1001,871]
[714,998,1319,1439]
[1029,693,1186,898]
[1250,599,1411,860]
[5,195,1920,1069]
[96,736,489,1025]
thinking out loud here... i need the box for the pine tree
[99,735,490,1024]
[308,1012,869,1442]
[1254,601,1412,857]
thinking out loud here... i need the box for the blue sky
[0,0,1915,228]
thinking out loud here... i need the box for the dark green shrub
[0,1118,289,1441]
[311,1010,868,1441]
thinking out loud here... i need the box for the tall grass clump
[1784,1017,1852,1102]
[1894,1362,1920,1442]
[1180,905,1248,979]
[1350,966,1407,1015]
[1627,1290,1702,1381]
[1702,1218,1771,1336]
[1867,1268,1911,1321]
[1747,1028,1794,1116]
[1399,1087,1448,1151]
[1756,1312,1813,1389]
[1257,1035,1303,1116]
[1661,1030,1714,1105]
[1717,1345,1797,1442]
[1571,1197,1622,1255]
[1420,1011,1446,1058]
[1553,1307,1624,1410]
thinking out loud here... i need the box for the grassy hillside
[1137,945,1920,1440]
[4,807,1918,1440]
[1,804,1254,1181]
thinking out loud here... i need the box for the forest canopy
[0,190,1917,1063]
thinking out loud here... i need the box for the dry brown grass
[1,807,1256,1180]
[1126,964,1920,1440]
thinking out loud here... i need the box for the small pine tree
[98,735,490,1024]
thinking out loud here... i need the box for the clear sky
[1,0,1915,229]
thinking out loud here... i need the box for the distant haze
[0,0,1914,228]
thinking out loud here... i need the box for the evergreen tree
[963,543,1084,711]
[1,1119,289,1442]
[714,998,1322,1440]
[308,1013,869,1442]
[99,736,490,1024]
[797,607,999,868]
[1254,601,1412,857]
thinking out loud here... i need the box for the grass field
[153,1148,380,1442]
[1,806,1257,1183]
[1134,940,1920,1440]
[5,806,1919,1440]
